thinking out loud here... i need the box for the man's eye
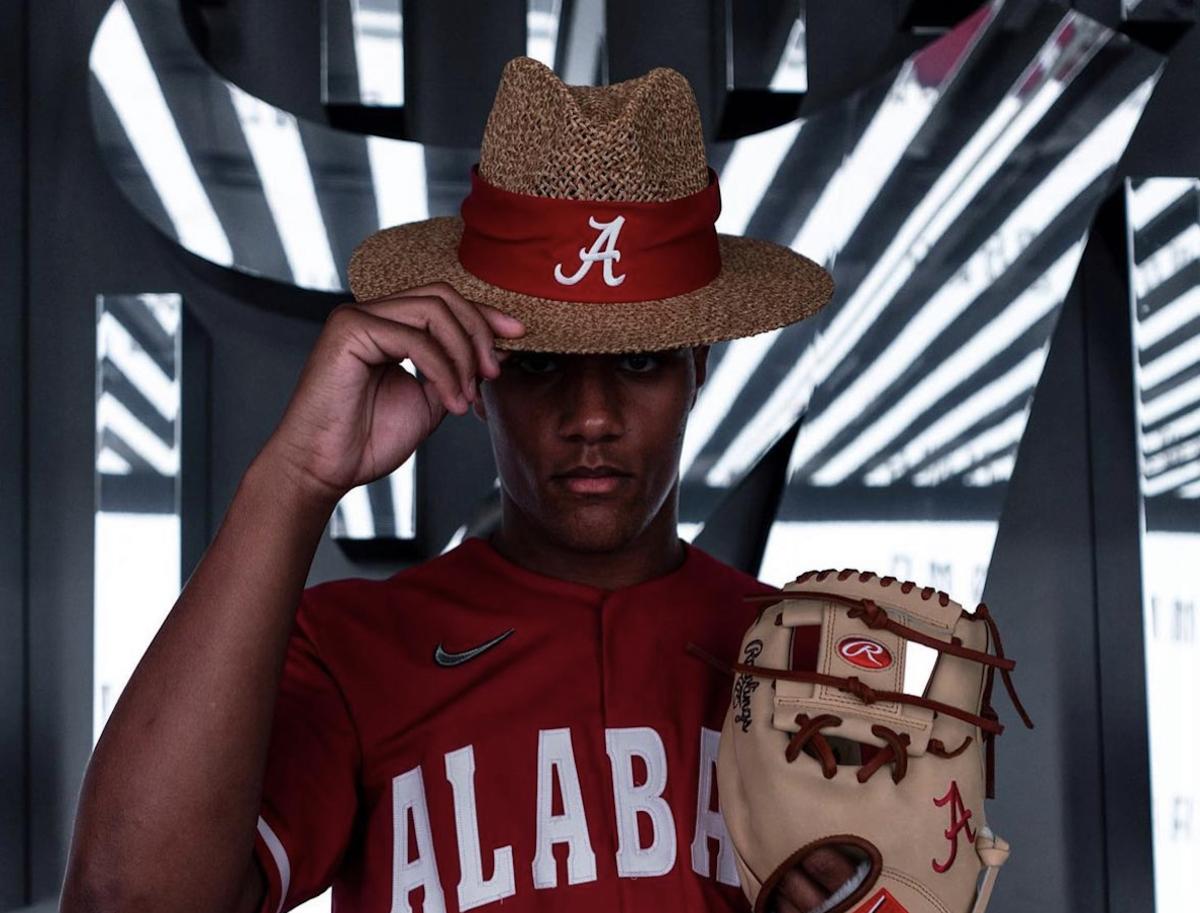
[516,353,559,374]
[620,353,660,373]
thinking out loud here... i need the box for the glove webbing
[734,587,1035,797]
[727,661,1003,735]
[751,576,1034,733]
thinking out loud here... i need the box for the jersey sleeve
[252,586,361,913]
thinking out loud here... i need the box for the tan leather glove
[715,569,1033,913]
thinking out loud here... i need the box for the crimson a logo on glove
[837,636,894,670]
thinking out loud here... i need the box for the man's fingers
[416,282,527,339]
[356,283,494,380]
[772,865,827,913]
[473,299,527,336]
[350,296,481,399]
[352,284,525,335]
[430,286,528,380]
[771,890,806,913]
[351,282,525,380]
[338,309,469,415]
[800,846,860,895]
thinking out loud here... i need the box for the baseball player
[62,57,843,913]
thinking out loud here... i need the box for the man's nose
[558,363,626,443]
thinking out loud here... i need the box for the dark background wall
[1,0,29,906]
[2,0,1197,910]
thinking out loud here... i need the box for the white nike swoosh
[433,628,516,667]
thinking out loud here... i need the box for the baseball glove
[709,568,1033,913]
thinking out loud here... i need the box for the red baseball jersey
[251,534,787,913]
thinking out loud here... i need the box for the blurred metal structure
[1127,176,1200,908]
[87,1,1165,581]
[5,0,1200,908]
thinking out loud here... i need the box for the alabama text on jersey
[252,535,808,913]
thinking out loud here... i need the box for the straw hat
[347,55,834,354]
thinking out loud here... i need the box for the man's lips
[556,475,630,494]
[555,465,631,478]
[552,465,632,494]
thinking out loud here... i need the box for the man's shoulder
[683,541,780,597]
[298,537,782,605]
[294,536,782,632]
[296,537,481,628]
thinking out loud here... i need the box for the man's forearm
[62,447,339,913]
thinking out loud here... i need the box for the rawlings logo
[837,637,893,671]
[554,215,627,287]
[932,780,976,873]
[732,639,763,731]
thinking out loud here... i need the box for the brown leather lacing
[928,735,973,758]
[725,661,1004,734]
[858,725,911,784]
[687,641,732,675]
[797,568,953,605]
[744,583,1033,732]
[746,590,1016,671]
[967,601,1034,798]
[785,713,841,775]
[697,577,1037,798]
[968,601,1033,729]
[784,714,915,784]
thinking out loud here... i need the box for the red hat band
[457,163,723,303]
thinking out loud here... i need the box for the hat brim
[348,216,834,354]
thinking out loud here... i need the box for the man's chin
[546,507,645,554]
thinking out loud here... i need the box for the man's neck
[488,499,685,592]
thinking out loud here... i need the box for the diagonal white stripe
[256,814,292,913]
[90,2,232,265]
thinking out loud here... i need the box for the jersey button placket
[599,590,636,913]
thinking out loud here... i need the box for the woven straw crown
[347,55,834,354]
[477,57,710,202]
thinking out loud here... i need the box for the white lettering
[390,766,447,913]
[553,215,627,287]
[444,745,516,910]
[532,728,598,888]
[605,727,677,877]
[690,727,739,886]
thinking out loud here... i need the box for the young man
[62,57,847,913]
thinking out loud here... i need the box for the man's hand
[770,847,864,913]
[261,281,525,506]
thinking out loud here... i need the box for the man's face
[476,346,710,552]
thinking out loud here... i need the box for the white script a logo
[554,215,627,287]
